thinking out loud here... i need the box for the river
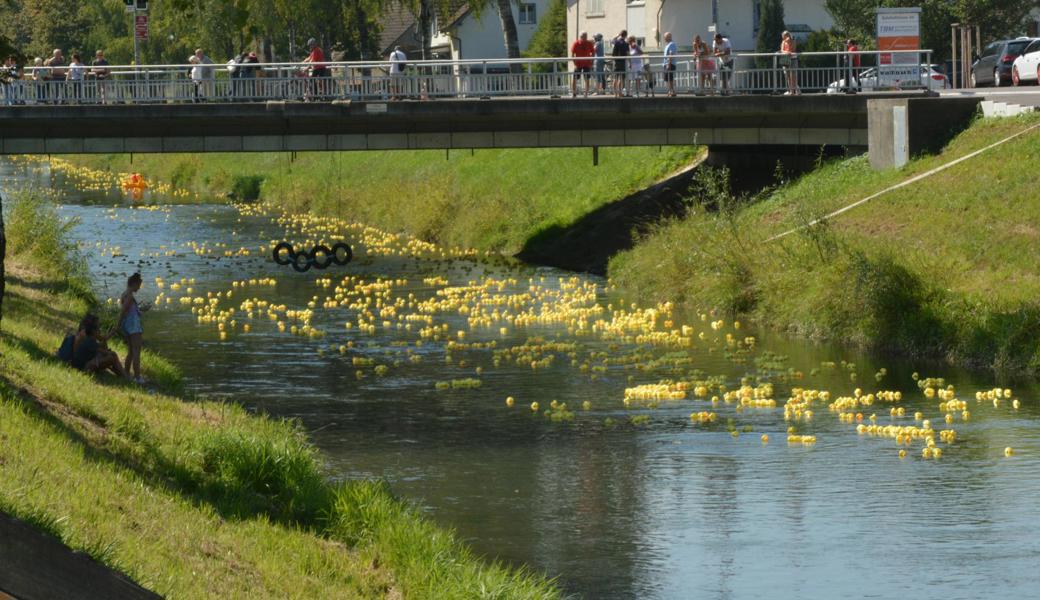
[4,157,1040,599]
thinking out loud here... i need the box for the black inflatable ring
[273,242,353,273]
[310,244,333,270]
[272,241,294,266]
[330,242,353,266]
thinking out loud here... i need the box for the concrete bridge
[0,93,981,169]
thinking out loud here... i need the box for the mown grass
[0,191,561,598]
[610,112,1040,375]
[71,146,699,252]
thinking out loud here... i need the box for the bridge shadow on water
[516,164,703,275]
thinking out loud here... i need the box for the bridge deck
[0,93,934,154]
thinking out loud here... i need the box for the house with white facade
[431,2,550,60]
[566,0,834,52]
[378,1,551,61]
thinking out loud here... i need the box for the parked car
[1011,39,1040,85]
[826,64,947,93]
[972,37,1035,87]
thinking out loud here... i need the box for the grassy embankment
[610,113,1040,375]
[70,146,700,252]
[0,193,559,597]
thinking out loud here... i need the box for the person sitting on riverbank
[119,272,150,385]
[60,314,128,379]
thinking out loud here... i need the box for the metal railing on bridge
[0,50,939,106]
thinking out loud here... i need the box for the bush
[230,174,264,201]
[6,190,93,301]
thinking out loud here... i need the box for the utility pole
[127,0,148,66]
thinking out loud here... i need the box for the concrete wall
[0,94,881,154]
[867,97,980,168]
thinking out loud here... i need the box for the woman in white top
[31,57,48,104]
[627,36,645,97]
[66,53,85,103]
[189,55,203,102]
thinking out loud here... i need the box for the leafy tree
[824,0,1039,61]
[524,0,566,58]
[755,0,786,67]
[495,0,521,71]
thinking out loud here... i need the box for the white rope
[766,120,1040,243]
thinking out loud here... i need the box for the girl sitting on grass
[62,314,128,379]
[118,273,150,384]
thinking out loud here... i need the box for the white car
[826,65,947,93]
[1011,39,1040,85]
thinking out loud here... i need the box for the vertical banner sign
[876,7,921,88]
[135,14,149,40]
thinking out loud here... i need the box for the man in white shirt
[388,45,407,100]
[662,32,677,97]
[713,33,732,92]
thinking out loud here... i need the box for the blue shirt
[663,41,677,67]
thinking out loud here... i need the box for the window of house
[519,3,536,24]
[586,0,604,16]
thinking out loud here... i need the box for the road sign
[877,7,921,88]
[877,8,920,65]
[135,14,149,40]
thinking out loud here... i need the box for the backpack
[57,333,75,363]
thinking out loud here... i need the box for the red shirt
[847,43,861,67]
[571,39,595,69]
[308,47,326,69]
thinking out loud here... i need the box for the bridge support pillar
[867,97,980,169]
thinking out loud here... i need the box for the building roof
[378,2,421,55]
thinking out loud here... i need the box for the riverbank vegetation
[610,113,1040,375]
[71,146,700,252]
[0,191,560,597]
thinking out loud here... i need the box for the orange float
[121,172,148,202]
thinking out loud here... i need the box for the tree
[523,0,566,58]
[495,0,521,72]
[755,0,786,67]
[824,0,1039,61]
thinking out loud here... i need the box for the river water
[4,158,1040,599]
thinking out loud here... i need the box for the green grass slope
[73,146,699,252]
[0,192,560,598]
[610,113,1040,375]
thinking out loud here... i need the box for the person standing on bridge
[388,45,407,100]
[628,36,646,97]
[303,38,330,101]
[91,50,110,104]
[612,30,629,97]
[593,33,606,95]
[194,49,215,98]
[571,31,595,98]
[45,49,66,104]
[844,39,861,93]
[780,30,800,95]
[66,53,85,104]
[662,32,677,97]
[188,55,204,102]
[712,33,732,93]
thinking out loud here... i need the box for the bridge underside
[0,95,909,155]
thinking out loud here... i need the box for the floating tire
[291,251,312,272]
[330,242,353,266]
[272,241,294,266]
[310,244,333,270]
